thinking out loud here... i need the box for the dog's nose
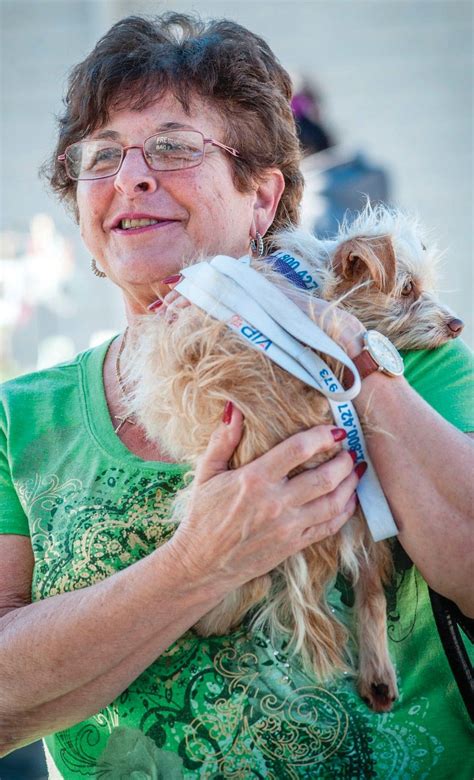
[447,318,464,337]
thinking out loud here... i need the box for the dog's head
[274,205,464,351]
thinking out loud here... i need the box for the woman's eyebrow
[153,121,196,132]
[93,122,195,140]
[93,130,121,140]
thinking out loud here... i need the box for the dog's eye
[401,280,414,297]
[421,242,427,251]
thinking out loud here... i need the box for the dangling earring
[249,231,265,259]
[91,258,106,278]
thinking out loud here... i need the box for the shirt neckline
[80,335,188,473]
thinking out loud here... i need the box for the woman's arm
[0,416,360,754]
[0,535,229,753]
[354,371,474,616]
[292,291,474,615]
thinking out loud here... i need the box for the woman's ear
[252,169,285,236]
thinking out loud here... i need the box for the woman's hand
[156,273,364,590]
[148,275,189,321]
[167,404,361,591]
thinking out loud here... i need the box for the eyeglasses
[58,129,241,181]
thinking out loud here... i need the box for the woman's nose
[113,147,159,195]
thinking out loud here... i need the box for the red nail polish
[162,274,182,285]
[222,400,233,425]
[355,462,368,479]
[147,299,163,311]
[331,428,347,442]
[348,449,357,463]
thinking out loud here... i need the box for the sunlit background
[1,0,473,385]
[0,0,472,775]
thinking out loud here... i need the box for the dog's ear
[332,235,396,293]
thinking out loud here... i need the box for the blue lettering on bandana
[264,252,319,291]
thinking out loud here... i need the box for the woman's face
[76,92,274,314]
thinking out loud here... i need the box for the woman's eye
[154,140,177,151]
[152,138,190,154]
[96,149,117,161]
[401,280,414,297]
[87,147,121,170]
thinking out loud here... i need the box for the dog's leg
[355,542,398,712]
[255,547,351,680]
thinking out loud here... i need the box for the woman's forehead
[94,92,225,139]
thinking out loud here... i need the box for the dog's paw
[357,668,399,713]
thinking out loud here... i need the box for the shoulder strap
[428,587,474,722]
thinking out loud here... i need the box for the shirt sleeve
[0,398,30,535]
[402,339,474,432]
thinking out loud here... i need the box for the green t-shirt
[1,337,473,779]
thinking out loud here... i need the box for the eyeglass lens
[65,131,205,180]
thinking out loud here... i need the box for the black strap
[428,587,474,722]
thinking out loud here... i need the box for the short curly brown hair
[45,13,304,244]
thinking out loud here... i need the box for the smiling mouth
[120,218,159,230]
[114,218,178,232]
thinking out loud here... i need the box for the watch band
[343,348,379,389]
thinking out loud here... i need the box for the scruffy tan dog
[126,205,463,712]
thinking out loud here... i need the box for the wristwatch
[343,330,404,388]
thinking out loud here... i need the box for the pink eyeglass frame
[57,130,241,180]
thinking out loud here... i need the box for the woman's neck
[102,333,175,462]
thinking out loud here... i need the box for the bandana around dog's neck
[174,254,398,542]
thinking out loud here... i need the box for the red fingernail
[222,401,233,425]
[348,449,357,463]
[331,428,347,442]
[147,298,163,311]
[162,274,182,285]
[355,462,368,479]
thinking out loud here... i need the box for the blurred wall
[1,0,472,376]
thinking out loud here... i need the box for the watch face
[365,330,404,376]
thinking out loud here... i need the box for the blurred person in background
[292,76,391,237]
[291,78,334,156]
[0,13,472,779]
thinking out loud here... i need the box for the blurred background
[1,0,473,386]
[0,0,472,776]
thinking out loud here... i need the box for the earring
[249,231,265,259]
[91,258,106,278]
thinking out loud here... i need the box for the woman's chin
[107,253,185,286]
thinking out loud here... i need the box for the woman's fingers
[297,465,360,530]
[298,491,358,548]
[177,418,365,586]
[149,290,185,310]
[194,402,245,485]
[148,274,186,313]
[285,448,355,507]
[162,289,184,306]
[255,425,346,482]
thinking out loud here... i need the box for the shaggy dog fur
[125,205,463,712]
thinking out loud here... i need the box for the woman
[0,13,472,779]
